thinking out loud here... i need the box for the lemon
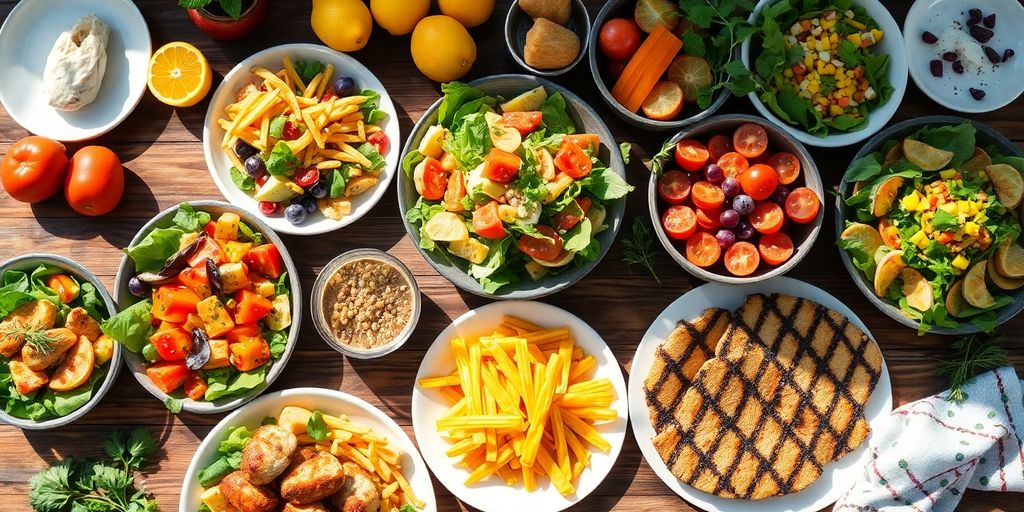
[370,0,429,36]
[438,0,494,28]
[311,0,372,52]
[411,16,477,82]
[147,42,211,107]
[635,0,680,33]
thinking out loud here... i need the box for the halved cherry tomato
[686,232,721,267]
[553,197,592,231]
[281,121,301,141]
[502,112,543,136]
[554,141,592,179]
[149,328,192,361]
[563,134,600,152]
[759,232,794,266]
[657,170,691,205]
[724,242,760,276]
[740,164,779,201]
[517,225,564,261]
[691,181,725,210]
[419,157,449,200]
[443,171,467,212]
[662,205,697,240]
[146,361,190,394]
[367,131,390,155]
[750,201,784,234]
[293,167,319,188]
[46,274,80,303]
[244,244,284,279]
[696,206,721,230]
[732,123,768,159]
[716,152,749,178]
[482,148,522,183]
[784,187,820,224]
[183,373,208,401]
[473,201,507,239]
[767,152,801,185]
[674,139,709,172]
[234,290,273,325]
[707,134,733,161]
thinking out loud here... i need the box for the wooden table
[0,1,1020,510]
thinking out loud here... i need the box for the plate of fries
[203,43,400,235]
[411,301,628,512]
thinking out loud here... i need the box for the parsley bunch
[29,429,158,512]
[677,0,758,109]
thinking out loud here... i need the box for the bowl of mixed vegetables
[741,0,907,147]
[837,117,1024,334]
[108,201,301,413]
[398,75,631,298]
[0,254,120,429]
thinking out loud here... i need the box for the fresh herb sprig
[1,324,59,356]
[178,0,242,20]
[937,333,1010,403]
[649,140,676,175]
[622,218,663,284]
[678,0,758,109]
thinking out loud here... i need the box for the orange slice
[147,42,212,107]
[667,55,713,102]
[641,81,683,121]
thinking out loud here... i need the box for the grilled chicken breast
[220,471,279,512]
[330,462,380,512]
[241,425,298,485]
[280,452,347,504]
[0,300,57,357]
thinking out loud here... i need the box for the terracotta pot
[187,0,268,41]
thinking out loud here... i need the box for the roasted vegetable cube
[203,339,231,370]
[229,337,270,371]
[218,263,251,294]
[215,212,241,241]
[200,485,238,512]
[223,241,252,263]
[196,296,235,338]
[93,334,114,365]
[264,295,292,332]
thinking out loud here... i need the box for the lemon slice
[147,41,212,107]
[667,55,713,102]
[634,0,679,33]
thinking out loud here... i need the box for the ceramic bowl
[506,0,591,76]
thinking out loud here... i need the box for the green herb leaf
[172,203,212,232]
[266,141,300,176]
[618,142,631,165]
[218,0,242,19]
[931,209,960,231]
[307,410,329,441]
[356,142,385,171]
[268,115,287,139]
[622,217,662,284]
[293,59,325,85]
[164,396,184,413]
[230,166,256,192]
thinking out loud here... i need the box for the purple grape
[970,87,986,100]
[309,179,328,199]
[128,276,149,297]
[983,13,996,28]
[704,163,725,184]
[720,209,740,228]
[967,8,982,24]
[943,51,958,62]
[952,61,965,74]
[334,76,356,97]
[930,60,944,77]
[716,229,737,249]
[773,186,791,204]
[284,204,307,225]
[733,195,755,216]
[921,31,938,44]
[234,140,259,160]
[721,177,741,197]
[244,155,266,177]
[735,220,755,240]
[297,194,318,214]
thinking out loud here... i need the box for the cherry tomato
[553,197,591,231]
[724,242,760,276]
[750,201,784,234]
[64,146,124,216]
[739,164,779,201]
[662,205,697,240]
[367,131,390,155]
[554,141,592,179]
[716,152,749,178]
[696,206,722,230]
[759,232,794,266]
[473,201,506,239]
[691,181,725,210]
[707,134,733,162]
[517,225,564,261]
[767,152,801,185]
[482,148,522,183]
[443,171,466,212]
[0,136,67,203]
[784,187,820,224]
[255,173,269,188]
[293,167,319,188]
[563,134,600,152]
[598,18,642,61]
[259,201,279,215]
[417,157,448,200]
[686,232,721,267]
[674,140,710,172]
[657,170,691,205]
[501,112,544,136]
[281,121,301,140]
[732,123,768,159]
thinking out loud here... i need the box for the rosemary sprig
[622,218,662,284]
[0,324,58,356]
[936,333,1010,403]
[649,140,675,175]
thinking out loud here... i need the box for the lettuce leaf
[443,113,491,170]
[124,227,183,273]
[540,93,576,135]
[438,82,487,128]
[100,299,154,353]
[204,365,269,402]
[266,141,299,176]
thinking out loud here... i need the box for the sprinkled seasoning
[320,258,414,351]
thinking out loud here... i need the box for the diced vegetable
[249,273,276,297]
[229,337,271,372]
[203,339,231,370]
[218,262,251,294]
[244,244,284,279]
[222,241,252,263]
[179,264,212,298]
[184,372,208,400]
[233,290,273,325]
[152,286,202,323]
[264,295,292,331]
[183,313,205,333]
[214,213,240,241]
[472,201,507,240]
[201,485,234,512]
[449,238,490,264]
[196,296,235,338]
[46,274,80,303]
[225,324,262,344]
[481,148,522,183]
[425,211,470,242]
[146,361,191,393]
[93,334,114,365]
[611,25,683,112]
[149,328,192,361]
[187,237,227,267]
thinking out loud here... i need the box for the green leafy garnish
[266,140,299,176]
[937,333,1010,403]
[622,218,662,284]
[679,0,758,109]
[619,142,632,165]
[293,59,325,85]
[178,0,242,20]
[307,410,329,441]
[230,166,255,192]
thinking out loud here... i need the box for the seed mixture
[321,257,413,350]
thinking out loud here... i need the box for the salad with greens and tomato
[403,82,632,293]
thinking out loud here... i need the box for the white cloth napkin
[835,367,1024,512]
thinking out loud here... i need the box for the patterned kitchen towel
[835,367,1024,512]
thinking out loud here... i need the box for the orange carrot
[611,25,682,113]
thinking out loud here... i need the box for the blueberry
[721,177,742,197]
[733,195,755,216]
[128,276,149,297]
[720,209,740,228]
[309,179,328,199]
[716,229,737,249]
[921,31,938,44]
[735,220,755,240]
[244,155,266,177]
[773,186,790,204]
[284,204,307,225]
[234,140,259,161]
[705,163,725,184]
[299,194,318,214]
[334,76,357,97]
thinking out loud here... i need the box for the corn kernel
[847,33,862,47]
[824,63,836,75]
[804,53,814,68]
[830,33,839,44]
[784,68,795,78]
[829,104,844,116]
[939,169,957,179]
[952,254,970,270]
[976,213,988,224]
[849,19,867,31]
[964,221,980,237]
[808,81,820,94]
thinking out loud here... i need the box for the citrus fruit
[667,55,713,102]
[438,0,495,28]
[635,0,680,33]
[411,16,477,82]
[641,81,683,120]
[311,0,373,52]
[146,41,211,107]
[370,0,429,36]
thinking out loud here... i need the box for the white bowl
[179,387,437,512]
[411,301,629,512]
[0,0,151,141]
[904,0,1024,113]
[741,0,908,147]
[202,43,401,236]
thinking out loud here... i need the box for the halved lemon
[667,55,713,102]
[147,42,212,107]
[634,0,679,33]
[641,81,683,121]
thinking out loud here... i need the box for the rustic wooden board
[0,1,1019,511]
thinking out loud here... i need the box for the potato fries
[418,316,617,496]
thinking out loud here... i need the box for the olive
[128,276,150,297]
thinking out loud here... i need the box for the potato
[524,18,580,70]
[215,212,241,241]
[92,334,114,365]
[22,328,78,371]
[197,296,235,338]
[0,300,58,357]
[280,453,346,505]
[946,280,968,317]
[519,0,571,23]
[902,138,953,171]
[9,355,49,395]
[870,176,903,218]
[200,485,239,512]
[49,336,95,391]
[963,261,996,309]
[203,339,231,370]
[64,307,102,341]
[278,406,314,434]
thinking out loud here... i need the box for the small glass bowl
[311,248,421,359]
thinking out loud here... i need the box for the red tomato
[696,207,722,230]
[707,134,733,162]
[234,290,273,324]
[367,131,389,155]
[517,225,564,261]
[662,205,697,240]
[293,167,319,188]
[482,148,522,183]
[255,174,270,188]
[691,181,725,210]
[149,328,192,361]
[732,123,768,159]
[563,134,600,152]
[759,232,794,266]
[443,171,467,212]
[674,140,710,172]
[657,170,691,205]
[202,221,217,238]
[501,112,543,136]
[716,152,749,178]
[0,136,67,203]
[258,201,278,215]
[724,242,760,276]
[750,201,784,234]
[686,232,721,267]
[244,244,284,278]
[739,164,779,201]
[417,157,448,200]
[598,18,642,61]
[785,187,821,224]
[146,361,190,394]
[281,122,300,140]
[183,373,208,401]
[553,197,592,231]
[64,146,124,216]
[472,201,507,239]
[767,152,801,185]
[554,141,592,179]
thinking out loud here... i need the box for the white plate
[203,44,401,236]
[179,387,437,512]
[411,301,629,512]
[741,0,908,147]
[904,0,1024,113]
[0,0,150,141]
[628,276,893,512]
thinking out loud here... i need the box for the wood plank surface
[0,1,1020,511]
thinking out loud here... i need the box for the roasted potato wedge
[841,223,884,260]
[878,217,902,250]
[9,355,49,395]
[900,268,934,312]
[873,250,905,297]
[0,300,58,357]
[49,336,95,391]
[903,138,954,171]
[946,280,968,317]
[871,176,903,217]
[200,485,239,512]
[961,147,992,175]
[986,164,1024,209]
[22,328,78,371]
[988,254,1024,290]
[963,261,997,309]
[883,142,903,167]
[993,240,1024,278]
[64,307,102,341]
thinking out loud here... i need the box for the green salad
[840,122,1024,333]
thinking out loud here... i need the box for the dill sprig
[622,218,662,284]
[0,324,58,356]
[936,333,1010,403]
[649,140,675,175]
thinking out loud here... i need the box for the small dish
[505,0,591,76]
[904,0,1024,113]
[311,248,421,359]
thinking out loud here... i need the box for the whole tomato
[598,19,641,61]
[64,146,124,216]
[0,136,68,203]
